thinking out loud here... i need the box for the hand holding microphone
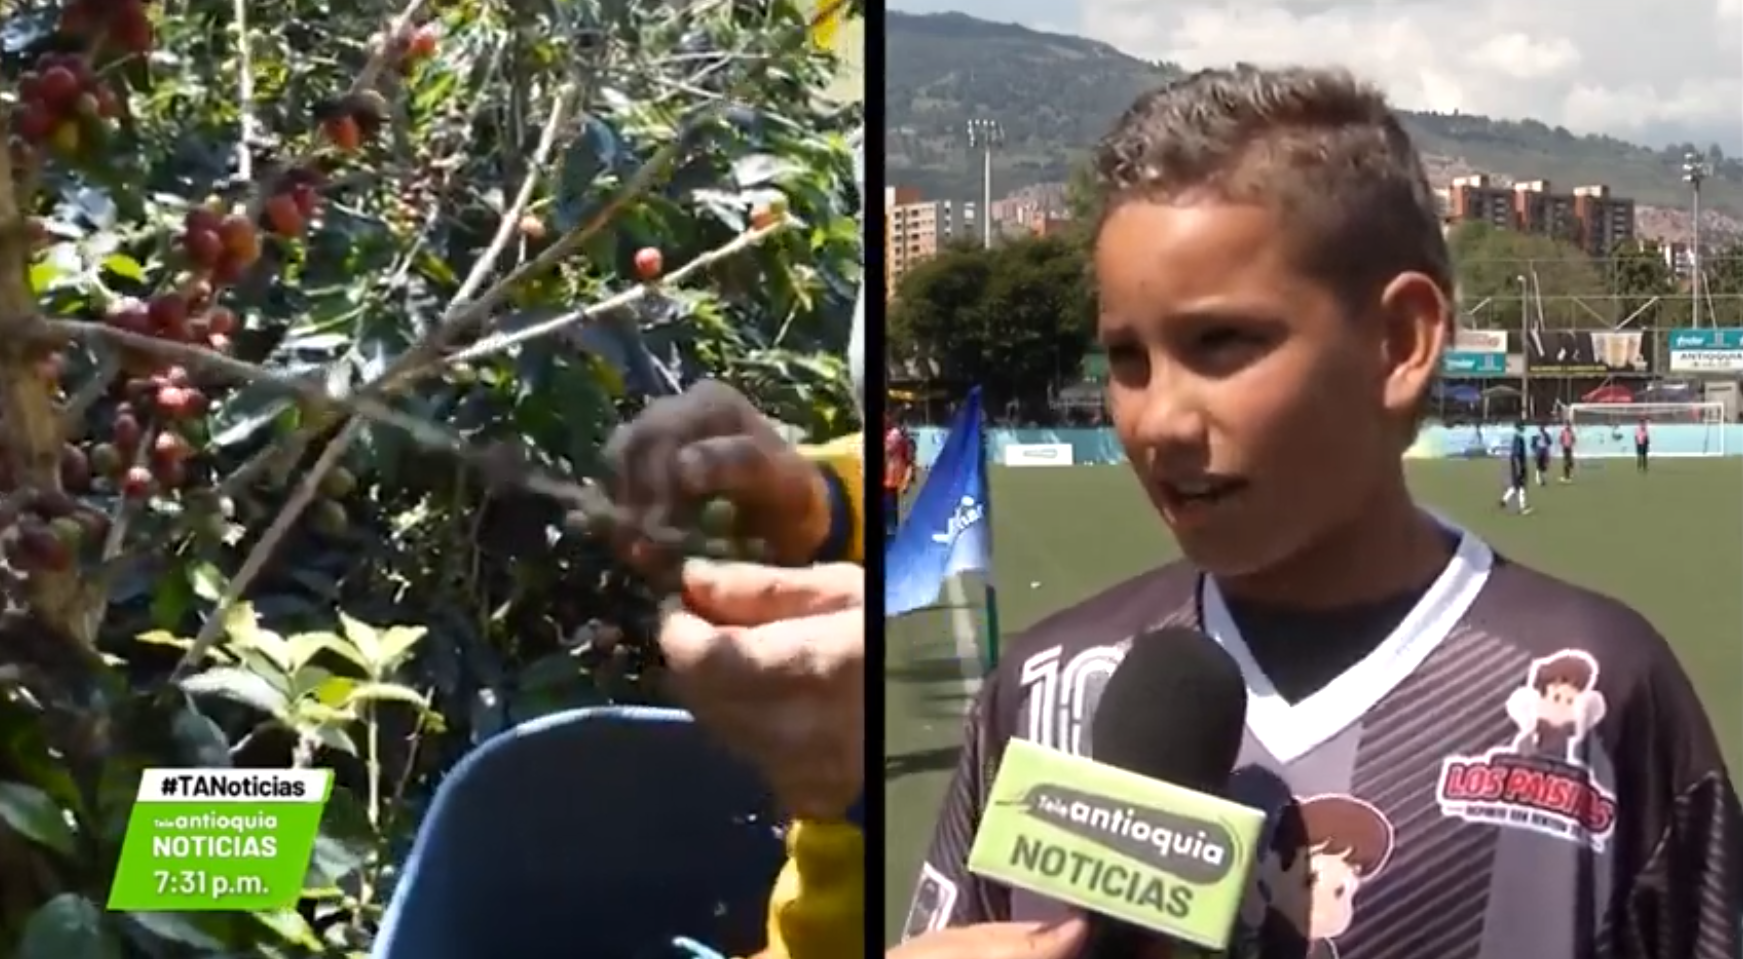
[961,627,1300,957]
[888,918,1090,959]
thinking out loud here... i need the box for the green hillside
[886,12,1743,219]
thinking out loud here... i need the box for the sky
[888,0,1743,153]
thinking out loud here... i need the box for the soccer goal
[1563,402,1729,458]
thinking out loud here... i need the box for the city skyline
[887,0,1743,155]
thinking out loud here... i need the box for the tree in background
[1448,222,1608,328]
[1607,240,1682,328]
[1698,243,1743,327]
[889,234,1093,413]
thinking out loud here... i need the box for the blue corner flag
[886,388,993,618]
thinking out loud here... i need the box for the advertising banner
[1667,329,1743,374]
[1442,329,1520,376]
[1523,330,1652,375]
[1668,329,1743,350]
[1442,351,1507,375]
[1453,329,1510,353]
[1003,443,1074,466]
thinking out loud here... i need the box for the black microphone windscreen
[1090,626,1248,795]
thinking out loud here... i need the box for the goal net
[1563,402,1728,458]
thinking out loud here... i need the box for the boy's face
[1538,681,1581,727]
[1094,199,1443,577]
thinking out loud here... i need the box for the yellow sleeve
[759,821,864,959]
[798,434,863,564]
[749,433,864,959]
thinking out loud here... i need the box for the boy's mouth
[1156,476,1248,512]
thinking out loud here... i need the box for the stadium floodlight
[965,119,1002,248]
[1682,152,1709,327]
[1564,401,1727,458]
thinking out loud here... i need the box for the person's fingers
[606,384,749,517]
[888,918,1089,959]
[657,604,864,681]
[673,435,779,504]
[679,559,864,626]
[654,605,865,818]
[655,609,737,680]
[1013,917,1089,959]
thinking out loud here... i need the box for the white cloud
[1075,0,1743,151]
[1466,34,1580,81]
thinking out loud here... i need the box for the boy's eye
[1183,325,1274,375]
[1103,342,1148,378]
[1105,342,1143,364]
[1196,327,1263,351]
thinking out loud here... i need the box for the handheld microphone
[1085,627,1249,957]
[966,627,1263,955]
[1091,626,1248,790]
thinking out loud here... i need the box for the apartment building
[1447,174,1516,228]
[885,186,922,298]
[886,190,983,294]
[1571,184,1635,257]
[1026,211,1074,238]
[1513,180,1578,243]
[1444,174,1635,257]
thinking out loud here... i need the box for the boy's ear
[1376,272,1449,422]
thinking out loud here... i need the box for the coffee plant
[0,0,862,954]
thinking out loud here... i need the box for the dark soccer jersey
[903,525,1741,959]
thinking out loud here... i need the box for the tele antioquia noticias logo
[107,768,332,911]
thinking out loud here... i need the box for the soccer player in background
[884,412,915,537]
[899,65,1740,959]
[1559,419,1576,482]
[1500,420,1532,515]
[1635,417,1650,473]
[1532,423,1552,486]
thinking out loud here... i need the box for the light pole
[1683,152,1708,328]
[1517,275,1530,417]
[966,119,1002,247]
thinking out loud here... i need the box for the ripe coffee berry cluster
[314,91,390,155]
[82,377,200,499]
[262,167,324,239]
[106,290,235,361]
[57,0,155,53]
[11,53,121,156]
[180,207,261,287]
[386,24,440,72]
[0,486,109,574]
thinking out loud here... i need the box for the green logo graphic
[1005,783,1239,885]
[967,739,1263,951]
[107,769,332,911]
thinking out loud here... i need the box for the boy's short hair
[1092,64,1453,303]
[1091,64,1454,426]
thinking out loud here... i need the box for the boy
[1559,419,1576,483]
[1499,420,1532,515]
[900,66,1739,959]
[1634,418,1650,474]
[1532,423,1552,486]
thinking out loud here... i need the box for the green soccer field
[882,458,1743,942]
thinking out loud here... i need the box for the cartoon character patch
[1228,767,1311,959]
[1226,777,1392,959]
[1300,795,1394,959]
[1435,648,1619,851]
